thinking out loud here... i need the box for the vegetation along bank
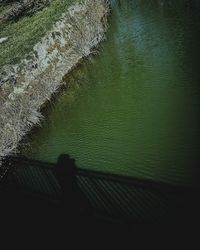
[0,0,110,176]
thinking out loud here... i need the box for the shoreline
[0,0,110,176]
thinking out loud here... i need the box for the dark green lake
[23,0,200,188]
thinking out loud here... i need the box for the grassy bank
[0,0,76,67]
[0,3,11,15]
[0,0,109,170]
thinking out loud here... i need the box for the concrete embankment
[0,0,110,175]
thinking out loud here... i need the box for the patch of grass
[0,0,77,67]
[0,3,11,15]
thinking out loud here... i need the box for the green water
[24,0,200,187]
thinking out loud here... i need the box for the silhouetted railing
[1,155,200,224]
[3,156,198,191]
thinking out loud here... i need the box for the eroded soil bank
[0,0,110,175]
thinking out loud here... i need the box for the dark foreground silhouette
[0,154,200,244]
[0,154,122,239]
[53,154,93,224]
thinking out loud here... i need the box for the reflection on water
[23,0,200,187]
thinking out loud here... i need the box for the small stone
[0,37,8,44]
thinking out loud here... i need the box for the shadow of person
[53,154,93,228]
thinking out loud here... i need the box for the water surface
[24,0,200,187]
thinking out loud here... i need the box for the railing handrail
[5,156,199,196]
